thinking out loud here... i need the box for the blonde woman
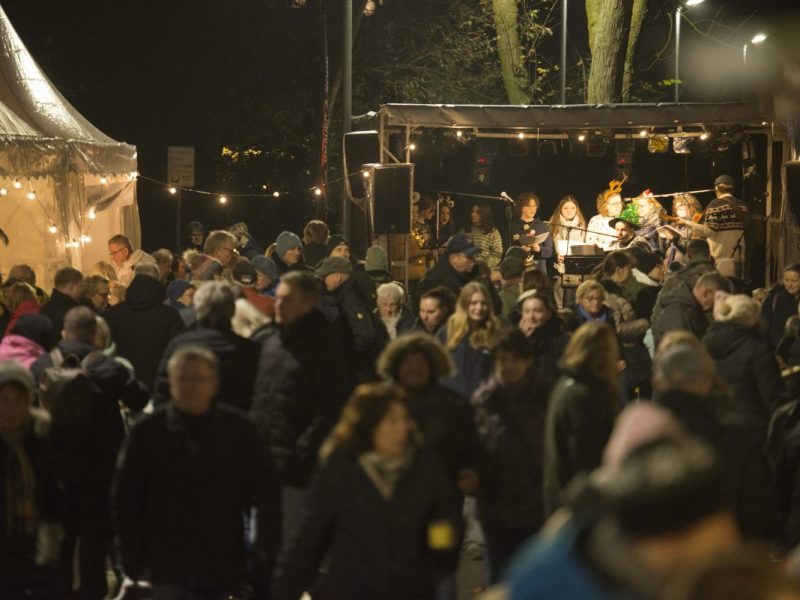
[549,195,588,306]
[586,189,623,251]
[543,322,620,514]
[439,281,503,399]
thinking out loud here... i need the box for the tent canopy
[360,102,773,133]
[0,5,136,177]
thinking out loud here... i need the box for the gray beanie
[251,256,277,283]
[365,246,388,272]
[276,231,302,258]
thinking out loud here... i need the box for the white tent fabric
[0,5,140,288]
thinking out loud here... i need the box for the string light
[409,143,417,151]
[100,177,108,185]
[273,191,280,198]
[168,186,177,195]
[219,195,228,204]
[456,130,463,138]
[12,180,21,189]
[700,132,709,141]
[578,134,586,142]
[313,187,323,196]
[639,130,649,138]
[25,191,36,201]
[261,184,268,190]
[0,188,7,196]
[88,208,97,220]
[362,170,370,178]
[517,132,525,140]
[80,234,92,244]
[48,225,57,234]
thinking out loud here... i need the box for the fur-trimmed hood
[376,331,455,381]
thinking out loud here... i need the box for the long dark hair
[514,192,540,220]
[593,251,632,280]
[470,203,495,234]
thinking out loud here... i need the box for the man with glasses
[204,230,238,269]
[107,234,157,288]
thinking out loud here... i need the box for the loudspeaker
[366,163,414,234]
[785,161,800,218]
[344,131,380,198]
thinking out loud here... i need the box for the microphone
[500,191,515,204]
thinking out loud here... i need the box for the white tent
[0,5,140,289]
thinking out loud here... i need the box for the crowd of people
[3,173,800,600]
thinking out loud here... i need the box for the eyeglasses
[109,247,126,257]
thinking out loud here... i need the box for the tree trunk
[586,0,633,104]
[622,0,647,102]
[492,0,531,104]
[585,0,602,59]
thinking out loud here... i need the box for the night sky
[2,0,797,253]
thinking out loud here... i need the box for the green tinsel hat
[609,201,640,229]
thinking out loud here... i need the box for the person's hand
[457,468,479,496]
[518,317,536,337]
[556,253,564,263]
[521,244,533,252]
[531,243,541,253]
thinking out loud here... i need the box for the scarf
[577,304,610,323]
[556,215,584,242]
[359,449,413,500]
[2,427,37,536]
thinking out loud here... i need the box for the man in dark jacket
[31,306,149,600]
[152,281,260,410]
[316,256,388,384]
[652,272,730,348]
[104,272,184,392]
[650,239,716,325]
[250,271,348,544]
[39,266,83,338]
[411,234,503,315]
[113,346,280,599]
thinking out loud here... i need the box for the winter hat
[0,361,33,398]
[11,314,55,351]
[232,262,257,286]
[166,280,195,304]
[365,246,388,272]
[602,403,684,473]
[609,201,640,229]
[251,256,277,283]
[713,294,759,328]
[714,174,735,187]
[188,253,223,281]
[276,231,302,258]
[326,234,350,256]
[499,257,524,280]
[505,246,528,262]
[316,256,352,279]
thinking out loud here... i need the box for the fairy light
[578,134,586,142]
[313,187,323,196]
[456,130,463,138]
[168,186,177,195]
[409,143,416,151]
[273,191,280,198]
[26,191,36,201]
[88,208,97,220]
[639,130,649,138]
[700,132,709,141]
[100,177,108,185]
[0,188,7,196]
[48,225,57,234]
[517,132,525,140]
[12,180,21,189]
[219,195,228,204]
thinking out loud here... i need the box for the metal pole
[342,0,353,239]
[742,43,748,68]
[175,190,182,252]
[560,0,567,104]
[674,8,681,104]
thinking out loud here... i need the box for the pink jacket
[0,334,46,369]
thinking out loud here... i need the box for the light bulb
[0,188,7,196]
[26,191,35,200]
[456,130,463,138]
[273,191,280,198]
[219,195,228,204]
[314,188,323,196]
[517,132,525,140]
[12,180,21,189]
[168,186,177,195]
[262,184,268,190]
[578,134,586,142]
[88,209,96,220]
[48,225,57,234]
[100,177,108,185]
[409,143,416,151]
[640,130,649,138]
[751,33,768,45]
[700,132,709,140]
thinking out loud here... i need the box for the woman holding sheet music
[510,192,554,274]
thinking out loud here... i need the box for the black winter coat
[152,326,260,410]
[543,369,617,516]
[103,275,184,392]
[526,316,569,387]
[250,309,348,488]
[271,450,460,600]
[761,285,800,349]
[31,339,149,490]
[650,258,715,325]
[471,373,552,529]
[652,281,709,348]
[39,289,79,339]
[112,404,281,593]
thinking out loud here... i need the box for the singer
[510,191,554,273]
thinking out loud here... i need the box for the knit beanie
[11,314,55,351]
[713,294,759,328]
[365,246,388,272]
[167,279,195,304]
[276,231,302,258]
[251,256,277,283]
[326,234,350,256]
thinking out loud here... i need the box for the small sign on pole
[167,146,195,187]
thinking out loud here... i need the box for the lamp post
[560,0,567,104]
[743,33,768,67]
[342,0,353,240]
[675,0,705,104]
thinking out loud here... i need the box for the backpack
[38,348,105,427]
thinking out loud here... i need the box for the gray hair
[232,297,270,338]
[134,262,161,280]
[203,230,237,255]
[653,343,715,393]
[167,345,219,377]
[193,281,236,329]
[377,282,404,304]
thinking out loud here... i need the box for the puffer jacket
[600,279,648,343]
[0,334,46,368]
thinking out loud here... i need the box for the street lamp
[743,33,768,67]
[675,0,705,104]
